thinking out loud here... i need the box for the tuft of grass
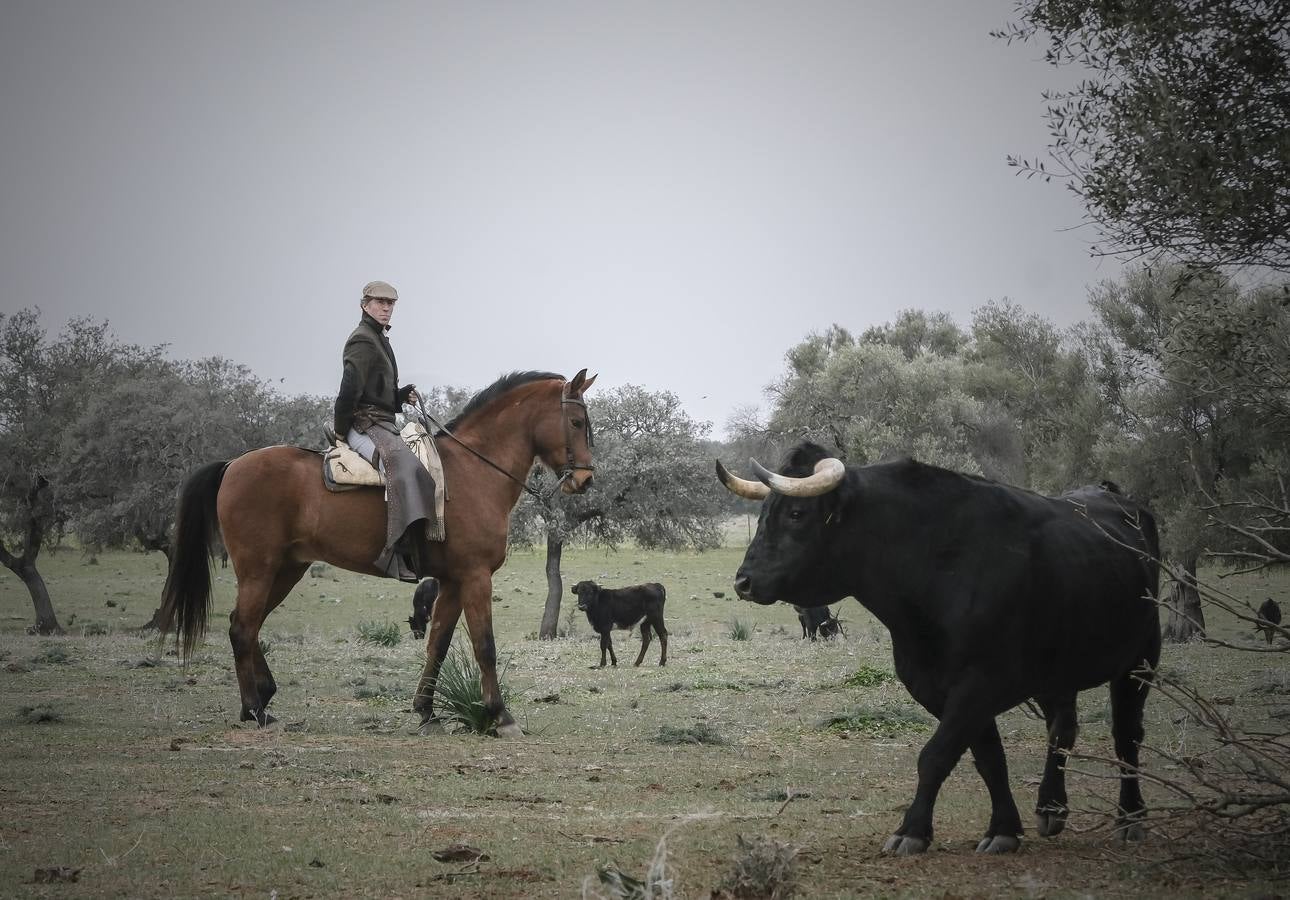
[717,834,799,900]
[257,638,272,657]
[820,703,930,738]
[584,829,676,900]
[31,645,71,665]
[433,639,515,736]
[356,620,402,647]
[18,705,63,724]
[353,683,409,701]
[652,723,726,746]
[843,665,895,688]
[727,618,753,641]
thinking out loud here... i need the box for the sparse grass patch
[653,722,727,746]
[357,620,402,647]
[18,704,62,724]
[717,834,798,900]
[30,645,71,665]
[353,683,408,701]
[257,638,272,656]
[728,618,753,641]
[843,665,894,688]
[434,639,515,735]
[820,703,930,738]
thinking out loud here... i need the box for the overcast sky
[1,1,1121,437]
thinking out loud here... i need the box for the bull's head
[716,442,848,607]
[570,580,599,611]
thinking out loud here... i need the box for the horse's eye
[572,419,584,429]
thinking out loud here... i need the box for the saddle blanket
[323,422,447,538]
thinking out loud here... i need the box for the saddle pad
[323,423,448,537]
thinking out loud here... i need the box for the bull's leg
[229,561,309,726]
[606,632,618,667]
[597,632,610,668]
[1034,694,1078,837]
[1109,662,1155,841]
[634,622,652,667]
[655,617,668,666]
[968,719,1023,853]
[459,573,522,739]
[413,580,462,733]
[883,686,989,856]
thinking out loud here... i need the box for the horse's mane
[442,370,563,432]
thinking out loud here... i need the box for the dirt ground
[1,542,1286,898]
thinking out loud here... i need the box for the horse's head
[538,368,597,494]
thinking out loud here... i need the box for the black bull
[718,442,1161,856]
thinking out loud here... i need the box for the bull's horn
[715,459,770,500]
[750,456,846,497]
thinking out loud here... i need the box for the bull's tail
[158,461,228,660]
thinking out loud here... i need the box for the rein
[413,381,592,503]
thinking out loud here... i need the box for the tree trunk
[0,475,63,635]
[538,533,564,640]
[1163,554,1205,643]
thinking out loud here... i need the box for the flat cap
[361,280,398,301]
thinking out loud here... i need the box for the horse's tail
[158,460,229,660]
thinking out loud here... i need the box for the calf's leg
[634,622,652,667]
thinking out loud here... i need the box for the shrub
[357,620,402,647]
[434,639,514,736]
[727,619,753,641]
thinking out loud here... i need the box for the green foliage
[843,666,894,688]
[727,618,753,641]
[652,723,726,745]
[820,704,931,738]
[356,621,402,647]
[998,1,1290,271]
[30,645,71,665]
[433,639,515,736]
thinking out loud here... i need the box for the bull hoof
[415,717,446,736]
[975,834,1021,854]
[1036,811,1067,837]
[881,834,929,856]
[495,722,524,740]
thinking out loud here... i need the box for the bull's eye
[788,509,803,522]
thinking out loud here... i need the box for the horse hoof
[1036,811,1067,837]
[881,834,928,856]
[975,834,1021,854]
[495,722,524,740]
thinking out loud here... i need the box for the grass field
[1,527,1286,898]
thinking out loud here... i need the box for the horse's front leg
[459,572,522,739]
[413,580,462,734]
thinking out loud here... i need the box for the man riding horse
[333,280,435,582]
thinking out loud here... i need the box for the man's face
[363,296,396,327]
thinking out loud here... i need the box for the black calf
[571,580,668,667]
[794,604,842,640]
[1257,597,1282,645]
[408,578,440,639]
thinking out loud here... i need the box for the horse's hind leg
[413,580,462,733]
[1034,694,1078,837]
[230,561,308,726]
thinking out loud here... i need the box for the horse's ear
[579,371,597,393]
[569,368,589,393]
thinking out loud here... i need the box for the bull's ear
[570,586,577,596]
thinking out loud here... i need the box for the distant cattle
[793,604,842,640]
[1257,597,1282,645]
[718,442,1161,857]
[407,578,440,639]
[570,580,668,667]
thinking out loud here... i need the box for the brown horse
[158,369,597,736]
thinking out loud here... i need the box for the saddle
[323,421,448,538]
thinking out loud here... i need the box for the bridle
[414,379,593,502]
